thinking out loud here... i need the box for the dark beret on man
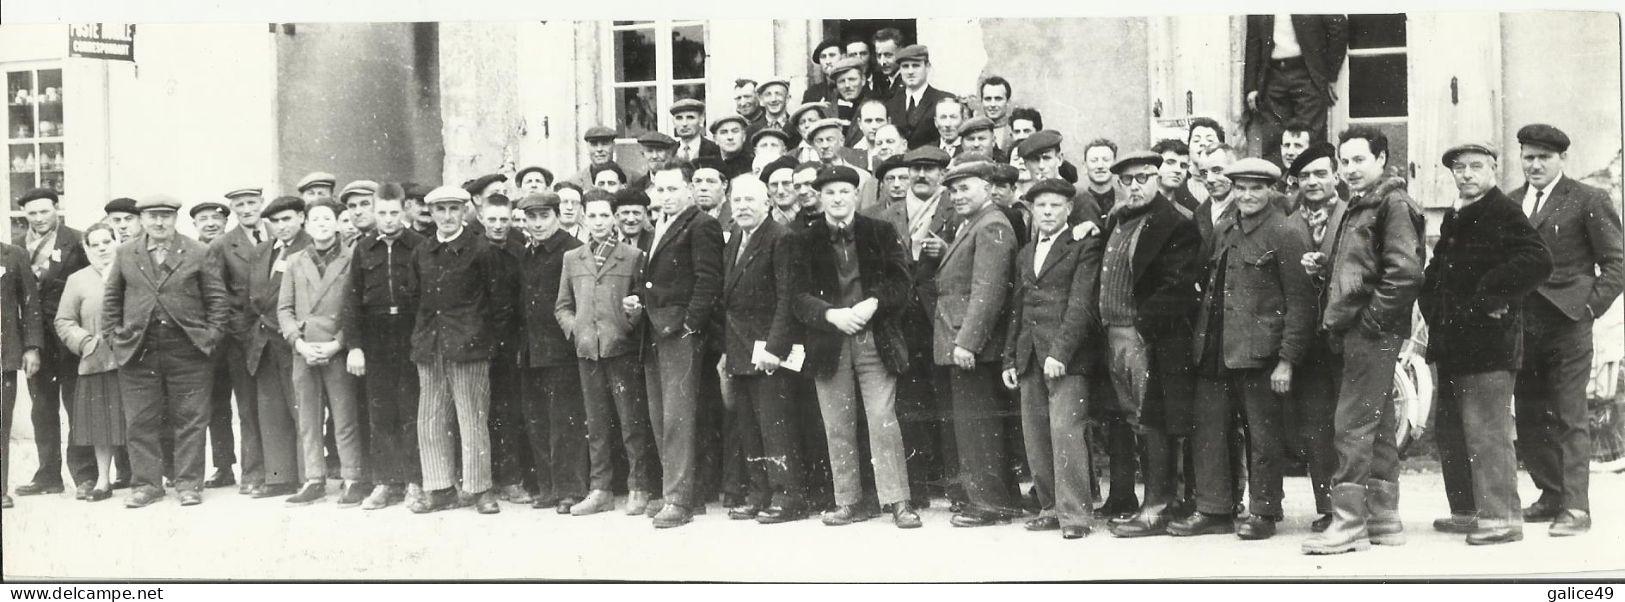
[812,165,861,190]
[463,173,508,196]
[1288,141,1337,177]
[758,155,801,185]
[262,195,307,218]
[1516,123,1570,153]
[16,187,58,207]
[612,188,651,209]
[874,155,910,180]
[104,197,139,216]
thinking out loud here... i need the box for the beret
[874,155,910,180]
[188,201,229,219]
[709,113,749,135]
[591,162,628,182]
[338,180,378,201]
[903,146,951,168]
[583,125,619,142]
[1288,142,1337,177]
[807,117,845,139]
[1441,142,1499,168]
[758,155,801,185]
[1226,157,1283,183]
[1015,130,1063,159]
[812,165,861,190]
[1110,150,1162,175]
[16,187,58,207]
[1024,178,1078,202]
[942,161,996,187]
[613,188,651,209]
[1516,123,1570,153]
[517,192,561,213]
[376,182,406,201]
[895,44,929,64]
[261,195,306,217]
[296,171,336,192]
[788,102,830,128]
[750,127,791,147]
[691,156,729,175]
[425,186,472,205]
[669,98,706,116]
[754,78,790,95]
[830,56,866,79]
[988,163,1021,185]
[581,188,617,207]
[637,131,678,149]
[515,165,554,185]
[135,194,182,212]
[104,197,139,215]
[957,116,996,137]
[224,187,263,200]
[463,173,508,196]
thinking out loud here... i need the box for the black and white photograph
[0,0,1622,584]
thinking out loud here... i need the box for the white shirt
[906,87,926,112]
[1271,15,1302,60]
[1033,231,1061,276]
[650,212,675,255]
[1209,196,1234,227]
[1522,173,1563,218]
[435,227,462,244]
[679,134,704,161]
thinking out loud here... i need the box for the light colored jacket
[556,239,645,360]
[932,202,1016,364]
[276,241,355,349]
[53,264,119,375]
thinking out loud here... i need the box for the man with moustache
[870,28,905,101]
[14,188,90,499]
[245,196,312,500]
[208,188,272,495]
[711,114,755,180]
[404,184,437,238]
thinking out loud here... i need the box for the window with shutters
[604,21,709,140]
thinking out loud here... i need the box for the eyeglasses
[1117,173,1156,186]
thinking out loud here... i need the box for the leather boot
[1301,483,1371,555]
[1111,431,1174,538]
[1365,478,1406,546]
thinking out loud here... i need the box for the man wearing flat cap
[1422,142,1553,545]
[633,132,680,192]
[571,126,620,188]
[339,180,379,244]
[884,45,954,150]
[748,79,792,136]
[103,195,230,508]
[296,172,337,204]
[206,187,271,494]
[957,117,1006,163]
[710,115,755,180]
[187,200,241,490]
[244,195,313,502]
[804,118,878,213]
[826,56,870,124]
[103,198,141,242]
[1508,123,1625,537]
[671,99,721,163]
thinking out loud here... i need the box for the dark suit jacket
[102,234,230,365]
[517,230,583,368]
[207,224,263,339]
[242,232,311,373]
[1003,226,1104,376]
[1102,197,1200,435]
[885,85,954,149]
[640,204,724,338]
[23,225,86,373]
[1508,175,1625,321]
[906,191,962,318]
[1,243,44,371]
[1421,188,1554,374]
[790,214,913,377]
[933,203,1017,364]
[720,220,798,375]
[409,228,512,364]
[675,136,722,162]
[1243,14,1349,100]
[1192,204,1317,370]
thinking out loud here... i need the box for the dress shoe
[110,478,130,490]
[821,504,874,526]
[408,488,461,514]
[253,483,299,499]
[621,490,651,516]
[475,490,501,514]
[757,504,807,525]
[1236,515,1277,540]
[1169,512,1235,537]
[891,502,922,529]
[728,503,763,520]
[239,481,262,496]
[1466,524,1524,545]
[204,468,236,489]
[178,490,203,506]
[645,498,666,518]
[1432,513,1478,534]
[1093,496,1138,521]
[1167,498,1195,521]
[570,490,616,516]
[124,488,165,509]
[1522,498,1563,523]
[652,503,693,528]
[1061,526,1090,539]
[285,482,326,506]
[404,483,425,506]
[1110,507,1172,538]
[555,497,579,514]
[85,487,113,502]
[74,481,93,500]
[1549,510,1591,537]
[337,482,371,507]
[950,509,1009,528]
[1,494,12,509]
[15,482,64,496]
[948,500,965,514]
[498,484,533,505]
[1310,513,1333,533]
[362,484,397,510]
[1024,516,1061,532]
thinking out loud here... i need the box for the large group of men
[2,26,1622,555]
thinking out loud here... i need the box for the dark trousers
[1195,367,1284,517]
[729,371,805,508]
[362,315,421,485]
[791,373,833,507]
[1261,56,1329,157]
[1293,337,1339,514]
[1019,369,1094,527]
[1515,299,1593,512]
[696,349,727,502]
[896,360,940,500]
[1329,329,1403,486]
[644,333,704,508]
[489,350,532,488]
[580,354,655,493]
[119,323,214,493]
[948,361,1015,512]
[255,344,302,486]
[2,371,15,493]
[224,340,263,484]
[26,365,92,487]
[520,363,590,501]
[1437,369,1521,524]
[206,349,236,472]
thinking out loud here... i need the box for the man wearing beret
[1173,159,1315,541]
[1508,123,1625,537]
[244,196,313,501]
[1097,151,1201,538]
[1422,142,1553,545]
[884,45,953,150]
[296,172,337,205]
[672,99,721,164]
[999,178,1105,538]
[613,188,655,250]
[103,195,231,508]
[1283,142,1343,531]
[1301,126,1424,554]
[760,156,803,227]
[103,198,141,242]
[711,115,755,180]
[1,230,45,508]
[791,165,921,528]
[748,79,792,136]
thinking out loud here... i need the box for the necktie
[152,245,167,269]
[1527,189,1545,217]
[906,94,916,115]
[735,231,750,264]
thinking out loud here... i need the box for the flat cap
[750,127,791,147]
[1110,150,1162,175]
[1015,130,1063,159]
[224,187,263,200]
[296,171,336,192]
[895,44,929,64]
[262,195,306,217]
[637,131,678,150]
[338,180,378,201]
[830,56,866,79]
[807,117,845,140]
[583,125,619,142]
[669,98,706,116]
[903,146,951,168]
[988,163,1021,185]
[16,187,58,207]
[709,113,749,135]
[104,197,139,216]
[1024,178,1078,202]
[754,78,790,95]
[403,183,432,201]
[515,166,554,186]
[942,161,997,186]
[1441,142,1499,168]
[189,201,229,219]
[463,173,507,196]
[1226,157,1283,183]
[874,155,910,180]
[135,194,182,212]
[376,182,406,201]
[957,116,996,138]
[1288,142,1337,177]
[812,165,861,190]
[692,156,729,176]
[425,185,472,205]
[788,102,830,129]
[613,188,651,209]
[758,155,801,185]
[517,192,561,213]
[1516,123,1570,153]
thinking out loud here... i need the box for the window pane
[1347,54,1407,118]
[615,86,659,138]
[8,71,34,141]
[674,83,706,106]
[40,142,63,194]
[671,25,707,81]
[39,69,63,137]
[10,143,37,192]
[613,29,657,83]
[1348,14,1406,50]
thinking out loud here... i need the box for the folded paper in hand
[753,340,805,372]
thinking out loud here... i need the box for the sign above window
[68,24,136,62]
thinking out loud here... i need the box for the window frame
[1338,16,1409,125]
[601,20,709,142]
[4,60,66,209]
